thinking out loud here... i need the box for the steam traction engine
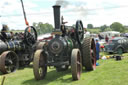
[33,5,96,80]
[0,26,37,74]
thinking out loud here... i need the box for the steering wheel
[75,20,84,45]
[24,26,37,46]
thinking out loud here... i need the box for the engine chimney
[53,5,61,30]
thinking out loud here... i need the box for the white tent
[100,31,120,38]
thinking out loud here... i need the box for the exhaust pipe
[53,5,61,30]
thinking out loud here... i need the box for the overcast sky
[0,0,128,30]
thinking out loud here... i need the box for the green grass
[1,52,128,85]
[11,30,24,33]
[87,28,100,34]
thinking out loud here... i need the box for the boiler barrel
[0,40,25,54]
[0,40,8,54]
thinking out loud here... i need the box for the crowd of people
[0,24,24,41]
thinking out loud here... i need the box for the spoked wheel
[82,38,96,71]
[0,51,19,74]
[33,50,47,80]
[24,26,37,46]
[71,49,82,80]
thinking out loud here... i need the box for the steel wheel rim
[39,54,46,79]
[0,51,19,74]
[91,39,96,69]
[77,51,82,79]
[33,50,47,80]
[71,49,82,80]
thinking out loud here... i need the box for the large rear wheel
[0,51,19,74]
[33,50,47,80]
[71,49,82,80]
[82,38,96,71]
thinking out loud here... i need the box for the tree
[87,24,93,29]
[100,25,108,32]
[72,24,75,27]
[110,22,125,32]
[104,28,112,31]
[33,22,53,35]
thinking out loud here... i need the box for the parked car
[105,37,128,54]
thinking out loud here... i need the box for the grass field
[87,28,101,34]
[1,52,128,85]
[11,30,24,33]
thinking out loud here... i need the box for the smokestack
[53,5,61,30]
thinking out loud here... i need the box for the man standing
[96,39,100,66]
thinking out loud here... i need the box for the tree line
[32,22,126,35]
[10,21,127,34]
[87,22,126,33]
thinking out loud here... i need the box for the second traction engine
[0,26,37,74]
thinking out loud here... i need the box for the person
[1,24,9,32]
[105,35,109,43]
[10,31,14,38]
[96,39,100,66]
[0,24,9,41]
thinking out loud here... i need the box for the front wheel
[71,49,82,80]
[33,50,47,80]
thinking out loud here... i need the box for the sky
[0,0,128,30]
